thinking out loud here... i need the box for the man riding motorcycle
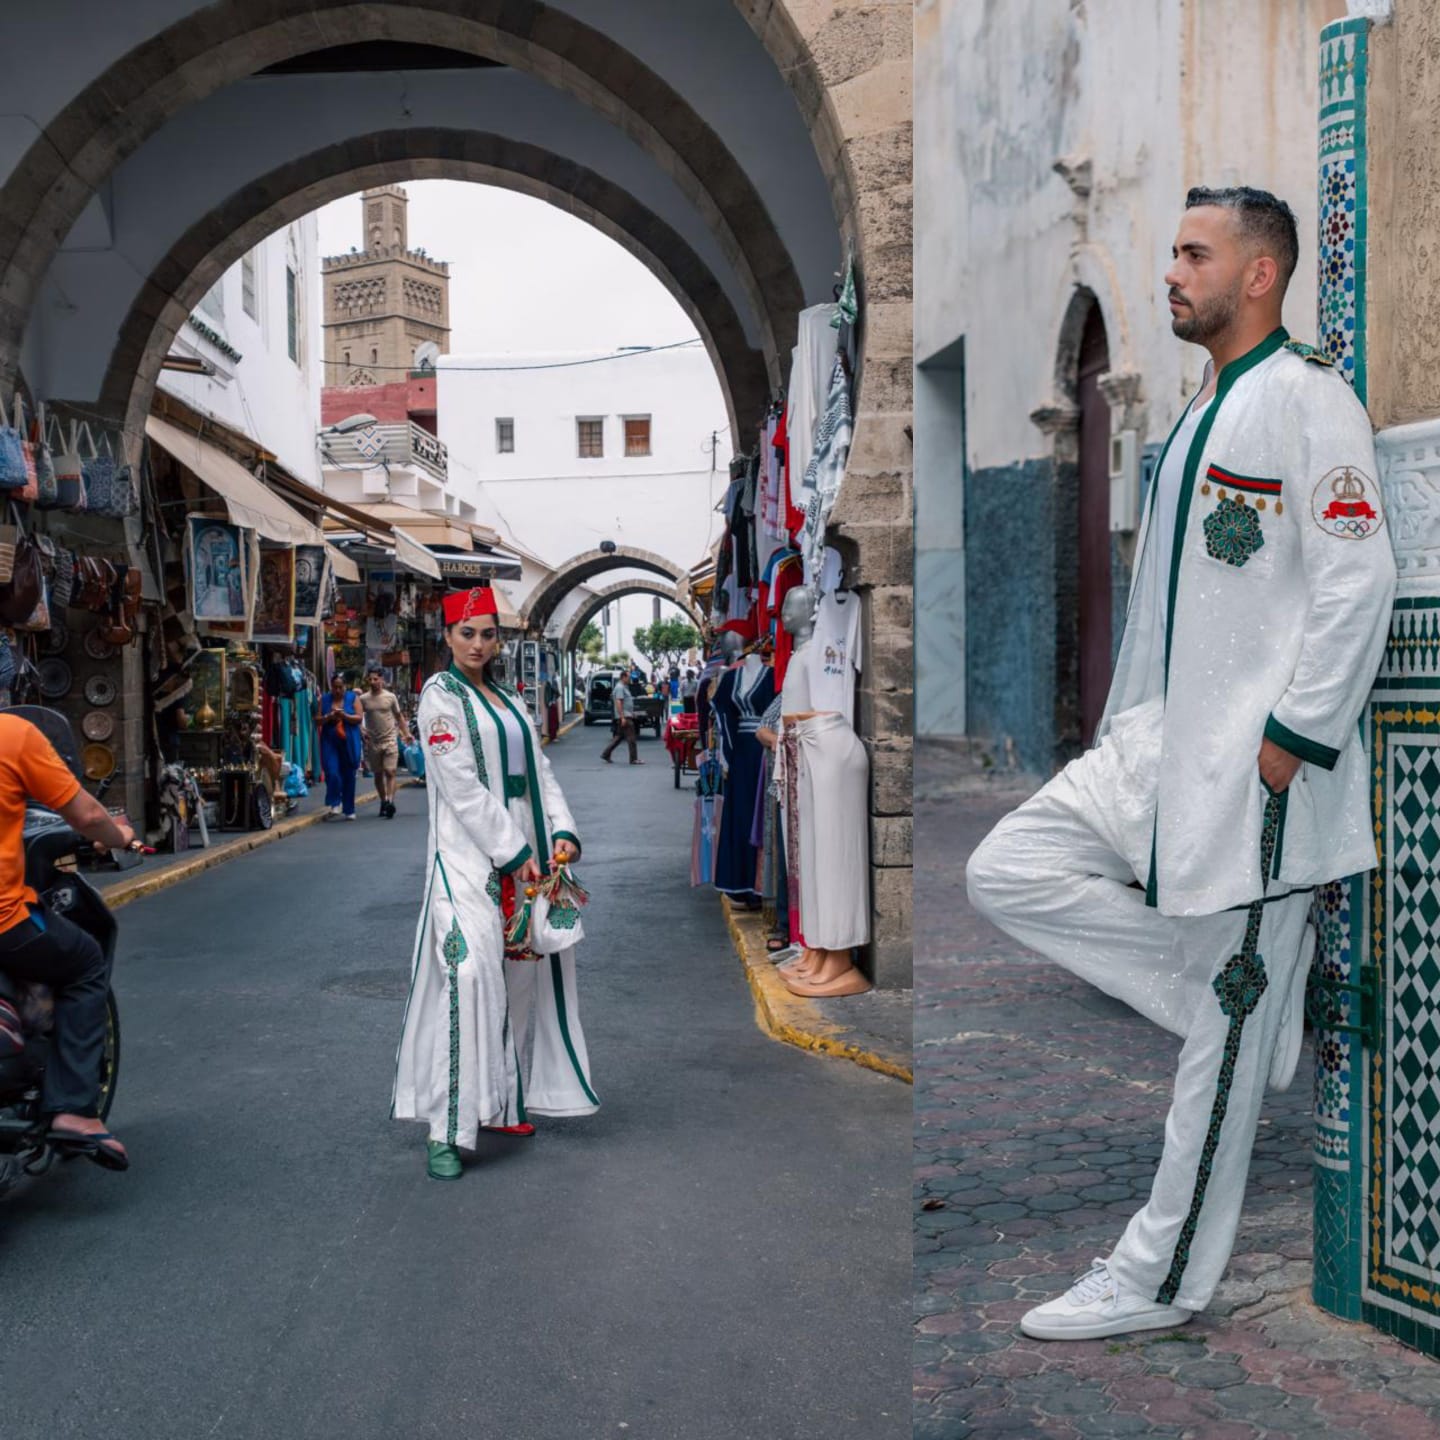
[0,712,135,1170]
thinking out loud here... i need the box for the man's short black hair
[1185,185,1299,289]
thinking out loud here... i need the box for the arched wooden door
[1076,303,1113,745]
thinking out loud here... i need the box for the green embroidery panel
[1156,793,1280,1306]
[1203,496,1266,568]
[437,671,490,785]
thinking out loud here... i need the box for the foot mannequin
[781,948,871,997]
[778,945,825,978]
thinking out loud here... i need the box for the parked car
[583,670,664,736]
[583,670,618,726]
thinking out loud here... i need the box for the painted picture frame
[187,517,247,621]
[253,545,296,644]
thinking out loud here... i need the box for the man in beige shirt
[360,669,413,818]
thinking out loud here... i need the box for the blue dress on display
[711,661,776,902]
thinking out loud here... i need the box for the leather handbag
[0,535,42,625]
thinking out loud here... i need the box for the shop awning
[392,525,443,580]
[147,415,360,582]
[147,416,323,548]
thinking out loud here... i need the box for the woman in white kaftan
[392,587,597,1180]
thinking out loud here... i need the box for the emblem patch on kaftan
[1312,466,1383,540]
[427,715,460,754]
[1203,496,1266,568]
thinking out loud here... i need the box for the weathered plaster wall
[916,0,1340,768]
[1363,1,1440,430]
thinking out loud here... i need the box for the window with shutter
[624,416,652,457]
[577,418,604,458]
[497,418,515,453]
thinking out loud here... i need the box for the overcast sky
[316,181,700,355]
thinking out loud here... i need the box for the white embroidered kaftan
[392,668,598,1146]
[1101,329,1397,915]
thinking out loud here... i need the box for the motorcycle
[0,706,126,1197]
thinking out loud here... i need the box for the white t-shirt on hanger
[807,589,862,717]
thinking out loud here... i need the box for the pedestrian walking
[360,668,413,819]
[315,672,364,820]
[966,187,1396,1341]
[600,672,642,764]
[393,586,597,1182]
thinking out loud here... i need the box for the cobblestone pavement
[914,739,1440,1440]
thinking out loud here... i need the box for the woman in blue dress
[315,671,364,819]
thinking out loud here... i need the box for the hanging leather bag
[0,532,42,625]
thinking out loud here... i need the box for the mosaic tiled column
[1310,15,1372,1327]
[1313,12,1440,1358]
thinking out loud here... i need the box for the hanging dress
[710,661,777,901]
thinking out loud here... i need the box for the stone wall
[1362,2,1440,431]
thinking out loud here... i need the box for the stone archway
[560,579,701,655]
[0,0,812,395]
[520,547,686,636]
[100,130,767,447]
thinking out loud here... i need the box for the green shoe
[426,1141,462,1180]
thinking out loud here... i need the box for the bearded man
[966,186,1397,1339]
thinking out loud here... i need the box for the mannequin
[697,630,744,747]
[710,630,776,908]
[775,585,871,998]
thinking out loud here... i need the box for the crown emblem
[1331,467,1366,502]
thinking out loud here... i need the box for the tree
[632,617,700,670]
[576,621,604,661]
[605,650,632,668]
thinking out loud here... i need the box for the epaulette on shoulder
[1284,338,1333,367]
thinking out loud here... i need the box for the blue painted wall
[965,456,1064,774]
[964,456,1135,776]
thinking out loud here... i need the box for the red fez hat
[442,586,500,626]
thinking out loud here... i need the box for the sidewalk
[914,738,1440,1440]
[723,898,911,1082]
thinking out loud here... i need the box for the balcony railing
[319,421,448,483]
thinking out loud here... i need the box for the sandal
[48,1125,129,1171]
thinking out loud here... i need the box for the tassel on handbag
[504,881,538,953]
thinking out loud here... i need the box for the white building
[159,217,322,485]
[438,341,730,611]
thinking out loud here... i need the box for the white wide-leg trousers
[965,699,1312,1311]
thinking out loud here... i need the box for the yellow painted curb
[721,897,912,1083]
[102,785,398,911]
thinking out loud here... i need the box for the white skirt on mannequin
[795,712,870,949]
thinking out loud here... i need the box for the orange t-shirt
[0,715,82,934]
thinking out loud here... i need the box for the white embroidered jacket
[1101,329,1398,916]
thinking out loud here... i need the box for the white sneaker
[1019,1260,1194,1341]
[1268,922,1318,1093]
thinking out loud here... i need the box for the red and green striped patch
[1206,464,1282,497]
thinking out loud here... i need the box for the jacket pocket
[1196,465,1281,576]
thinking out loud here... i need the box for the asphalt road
[0,731,909,1440]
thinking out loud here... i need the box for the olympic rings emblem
[1312,466,1384,541]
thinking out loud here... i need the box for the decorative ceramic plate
[84,674,116,706]
[81,710,115,742]
[40,622,68,656]
[81,742,115,781]
[83,630,116,661]
[36,657,72,700]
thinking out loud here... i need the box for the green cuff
[1264,714,1341,771]
[552,830,582,860]
[497,844,533,876]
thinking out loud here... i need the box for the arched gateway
[0,0,914,985]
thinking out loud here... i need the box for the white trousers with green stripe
[965,698,1313,1311]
